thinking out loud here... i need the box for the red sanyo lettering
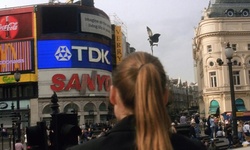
[50,73,111,92]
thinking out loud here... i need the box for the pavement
[233,147,250,150]
[198,131,250,150]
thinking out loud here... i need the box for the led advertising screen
[37,40,112,71]
[0,40,34,73]
[0,13,33,40]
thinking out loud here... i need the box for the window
[99,103,107,111]
[233,60,238,66]
[233,71,240,85]
[0,83,38,101]
[209,61,214,66]
[248,44,250,50]
[207,45,212,52]
[210,72,217,87]
[248,70,250,84]
[232,44,237,51]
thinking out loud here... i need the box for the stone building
[193,0,250,119]
[167,78,199,120]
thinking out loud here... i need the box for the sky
[0,0,209,83]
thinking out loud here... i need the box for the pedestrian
[190,121,197,140]
[215,122,223,137]
[67,52,206,150]
[86,128,93,141]
[243,121,250,138]
[15,139,24,150]
[209,115,215,139]
[224,121,233,149]
[170,122,177,133]
[96,128,106,138]
[237,120,244,142]
[194,113,201,138]
[79,129,87,144]
[180,113,187,124]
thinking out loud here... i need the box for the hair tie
[138,64,145,70]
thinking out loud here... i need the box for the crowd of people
[204,115,250,148]
[78,123,113,144]
[170,113,250,149]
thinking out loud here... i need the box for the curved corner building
[0,0,113,129]
[193,0,250,119]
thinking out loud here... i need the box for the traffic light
[26,121,48,150]
[51,113,81,150]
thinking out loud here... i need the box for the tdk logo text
[54,46,110,64]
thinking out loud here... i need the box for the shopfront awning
[236,98,247,112]
[236,105,247,112]
[209,100,219,115]
[209,107,219,114]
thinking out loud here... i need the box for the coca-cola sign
[0,16,19,39]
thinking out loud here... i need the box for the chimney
[81,0,94,7]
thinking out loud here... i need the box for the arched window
[99,102,107,111]
[64,102,79,113]
[42,104,52,114]
[84,103,96,112]
[209,100,219,115]
[235,98,247,112]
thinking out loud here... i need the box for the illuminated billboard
[38,68,111,97]
[0,13,33,40]
[0,40,34,73]
[115,26,123,64]
[37,40,112,71]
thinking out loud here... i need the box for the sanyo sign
[37,40,112,71]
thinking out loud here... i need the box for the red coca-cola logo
[0,16,19,40]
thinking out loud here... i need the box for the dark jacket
[67,115,206,150]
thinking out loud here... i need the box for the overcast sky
[0,0,209,83]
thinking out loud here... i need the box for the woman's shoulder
[171,133,207,150]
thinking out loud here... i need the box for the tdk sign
[55,46,72,61]
[71,46,110,64]
[37,40,112,71]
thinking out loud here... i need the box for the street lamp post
[225,43,237,137]
[14,69,21,140]
[11,102,15,150]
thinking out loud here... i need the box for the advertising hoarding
[37,40,112,72]
[0,13,33,40]
[38,68,111,97]
[115,26,123,64]
[0,8,37,84]
[0,40,34,73]
[80,13,111,38]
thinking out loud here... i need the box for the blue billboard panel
[37,40,112,71]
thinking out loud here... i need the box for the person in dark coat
[224,122,233,149]
[67,52,206,150]
[189,121,197,139]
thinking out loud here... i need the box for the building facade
[0,0,132,133]
[193,0,250,119]
[167,78,199,121]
